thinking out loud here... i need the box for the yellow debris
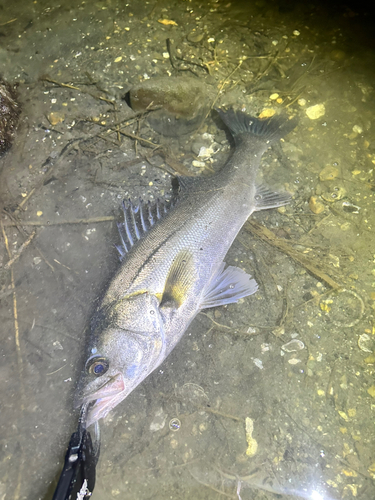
[342,469,358,477]
[338,411,349,422]
[158,19,178,26]
[245,417,258,457]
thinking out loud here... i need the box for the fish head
[75,292,165,427]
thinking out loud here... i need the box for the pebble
[330,49,346,62]
[259,108,276,119]
[367,386,375,398]
[319,165,340,181]
[305,104,325,120]
[309,195,325,214]
[187,31,204,43]
[48,112,65,126]
[298,98,306,106]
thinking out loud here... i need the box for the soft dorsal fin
[116,198,172,260]
[160,250,196,309]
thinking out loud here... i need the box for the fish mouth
[82,373,126,428]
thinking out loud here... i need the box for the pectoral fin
[160,250,196,309]
[200,263,258,309]
[254,184,291,211]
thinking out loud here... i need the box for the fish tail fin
[216,108,297,144]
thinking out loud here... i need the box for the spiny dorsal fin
[160,250,196,309]
[116,198,172,260]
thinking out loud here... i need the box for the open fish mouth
[82,373,125,427]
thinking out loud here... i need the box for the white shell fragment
[358,334,373,353]
[149,407,167,432]
[288,358,301,365]
[253,358,264,369]
[281,339,305,352]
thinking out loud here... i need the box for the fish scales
[75,108,297,427]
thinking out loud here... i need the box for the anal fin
[200,263,258,310]
[254,184,291,211]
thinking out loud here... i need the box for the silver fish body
[75,108,297,427]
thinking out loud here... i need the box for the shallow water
[1,1,375,499]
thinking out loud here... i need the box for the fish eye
[86,356,109,377]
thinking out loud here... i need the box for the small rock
[48,112,65,126]
[305,104,325,120]
[364,353,375,364]
[309,195,325,214]
[319,165,339,181]
[187,31,204,43]
[367,386,375,398]
[259,108,276,119]
[330,49,346,62]
[298,98,306,106]
[192,160,206,168]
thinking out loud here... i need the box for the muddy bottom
[0,1,375,499]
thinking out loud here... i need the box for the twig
[14,138,82,213]
[0,220,25,500]
[244,220,342,290]
[0,18,17,26]
[3,230,36,269]
[1,215,115,227]
[40,76,115,105]
[195,60,243,135]
[2,211,54,271]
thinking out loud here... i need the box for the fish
[75,108,297,427]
